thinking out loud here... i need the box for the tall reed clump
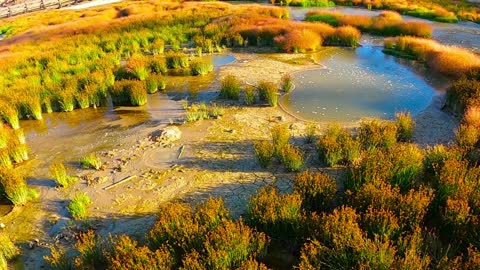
[244,85,257,105]
[219,74,241,100]
[0,232,19,270]
[0,99,20,129]
[50,162,77,188]
[81,154,102,170]
[0,167,38,206]
[258,81,278,107]
[110,80,147,106]
[68,193,92,220]
[281,73,294,93]
[294,171,337,212]
[190,58,213,76]
[316,123,361,166]
[395,112,415,142]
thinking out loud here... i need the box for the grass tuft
[81,154,102,170]
[68,193,92,220]
[50,162,77,188]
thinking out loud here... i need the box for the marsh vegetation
[0,0,479,269]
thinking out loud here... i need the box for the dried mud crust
[10,50,458,269]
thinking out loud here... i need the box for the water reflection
[281,46,449,122]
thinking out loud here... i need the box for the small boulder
[155,126,182,144]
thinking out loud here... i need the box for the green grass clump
[281,73,294,93]
[50,162,77,188]
[81,154,102,170]
[0,168,38,206]
[396,112,415,142]
[126,54,149,81]
[0,149,12,168]
[0,99,20,129]
[185,103,210,122]
[9,144,29,164]
[254,141,274,168]
[219,74,241,100]
[258,81,278,107]
[190,58,213,76]
[165,51,189,69]
[279,144,304,172]
[148,55,167,74]
[150,38,165,55]
[244,85,256,105]
[0,232,19,269]
[145,77,159,94]
[68,193,92,220]
[111,80,147,106]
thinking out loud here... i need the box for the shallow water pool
[280,46,448,122]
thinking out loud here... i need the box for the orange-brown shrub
[274,29,323,53]
[385,36,480,77]
[294,171,337,212]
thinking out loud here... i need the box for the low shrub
[44,246,73,270]
[271,124,290,156]
[258,81,278,107]
[455,123,479,150]
[358,119,397,150]
[294,171,337,212]
[279,144,304,172]
[81,154,102,170]
[50,162,77,188]
[254,140,274,168]
[68,193,92,220]
[219,74,241,100]
[395,112,415,142]
[304,124,317,143]
[246,186,304,245]
[316,123,360,166]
